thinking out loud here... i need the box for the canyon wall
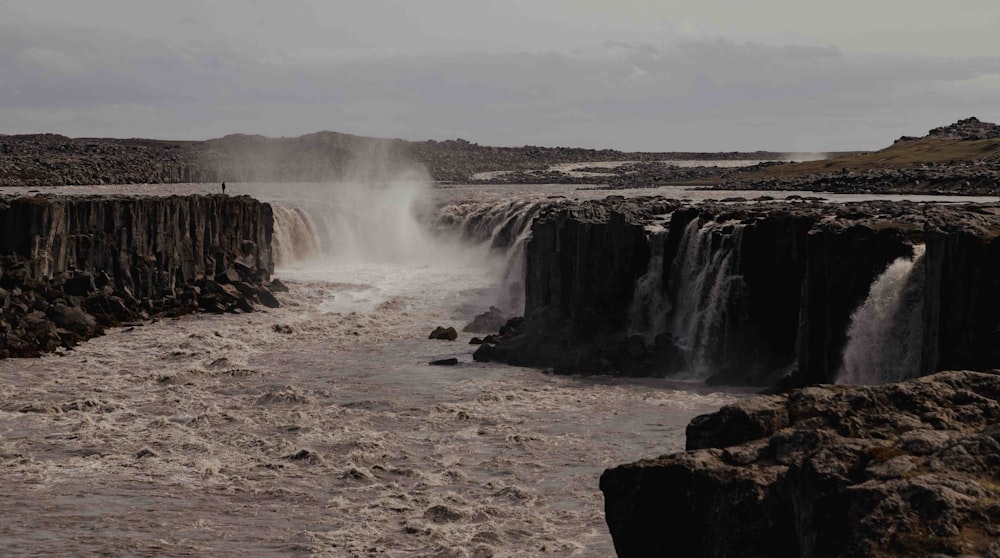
[0,195,279,357]
[476,198,1000,387]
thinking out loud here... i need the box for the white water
[271,205,320,266]
[628,227,671,344]
[666,219,747,378]
[838,245,927,385]
[0,176,749,556]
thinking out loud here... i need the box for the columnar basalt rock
[0,194,278,357]
[475,197,674,372]
[477,197,1000,387]
[922,224,1000,373]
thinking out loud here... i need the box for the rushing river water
[0,178,993,556]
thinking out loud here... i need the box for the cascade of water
[838,244,927,385]
[628,227,671,344]
[270,205,321,266]
[668,219,746,378]
[432,198,553,314]
[266,177,556,316]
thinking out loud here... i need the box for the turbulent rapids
[0,178,748,557]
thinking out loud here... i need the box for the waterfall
[271,205,321,266]
[667,219,747,378]
[838,244,927,385]
[628,227,670,344]
[265,182,556,315]
[433,198,554,313]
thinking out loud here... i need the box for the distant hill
[728,117,1000,195]
[0,129,788,187]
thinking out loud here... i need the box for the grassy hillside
[743,137,1000,179]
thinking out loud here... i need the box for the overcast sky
[2,0,999,151]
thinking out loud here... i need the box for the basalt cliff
[0,195,280,357]
[474,198,1000,387]
[600,369,1000,557]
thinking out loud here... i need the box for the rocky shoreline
[600,369,1000,557]
[0,195,282,358]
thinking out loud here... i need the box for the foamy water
[0,268,741,556]
[0,178,749,557]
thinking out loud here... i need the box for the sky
[2,0,999,151]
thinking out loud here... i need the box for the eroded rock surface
[0,194,278,357]
[600,370,1000,558]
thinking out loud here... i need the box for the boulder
[255,286,281,309]
[48,303,98,336]
[63,272,96,297]
[429,358,459,366]
[428,326,458,340]
[462,306,508,333]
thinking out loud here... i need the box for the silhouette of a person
[222,182,226,194]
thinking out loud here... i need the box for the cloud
[2,22,999,150]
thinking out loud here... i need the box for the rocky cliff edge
[600,370,1000,557]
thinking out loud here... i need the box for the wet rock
[424,504,465,523]
[428,326,458,340]
[429,358,459,366]
[284,449,321,463]
[463,306,508,333]
[266,278,289,292]
[48,303,98,336]
[255,285,281,308]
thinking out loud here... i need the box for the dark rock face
[0,194,276,357]
[600,370,1000,558]
[480,197,1000,386]
[428,326,458,340]
[796,223,917,384]
[923,224,1000,373]
[474,198,671,372]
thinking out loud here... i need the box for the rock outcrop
[477,197,1000,386]
[0,194,278,357]
[926,117,1000,141]
[600,370,1000,558]
[474,197,674,372]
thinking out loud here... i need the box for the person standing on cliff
[221,182,226,194]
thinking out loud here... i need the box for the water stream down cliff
[474,197,1000,387]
